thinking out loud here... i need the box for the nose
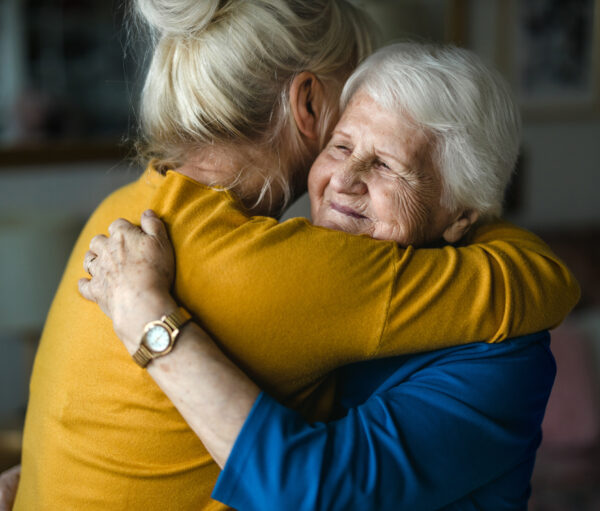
[330,158,368,195]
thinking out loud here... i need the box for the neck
[177,145,241,187]
[175,144,283,217]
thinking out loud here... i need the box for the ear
[289,71,325,141]
[442,210,480,244]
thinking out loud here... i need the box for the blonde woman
[13,2,577,510]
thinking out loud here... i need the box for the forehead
[336,91,430,160]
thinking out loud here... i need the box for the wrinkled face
[308,91,456,246]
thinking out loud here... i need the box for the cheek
[397,188,429,239]
[308,161,330,217]
[377,178,438,244]
[308,156,335,199]
[307,170,322,204]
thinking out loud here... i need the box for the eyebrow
[331,128,351,140]
[377,150,407,166]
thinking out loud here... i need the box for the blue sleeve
[212,335,555,511]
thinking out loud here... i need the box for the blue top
[213,332,555,511]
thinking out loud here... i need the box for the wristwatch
[132,307,192,368]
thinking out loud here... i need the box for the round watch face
[145,324,171,353]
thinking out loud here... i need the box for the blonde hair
[136,0,373,211]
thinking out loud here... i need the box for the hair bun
[135,0,225,36]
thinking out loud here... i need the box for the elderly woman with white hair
[6,1,576,508]
[66,43,573,510]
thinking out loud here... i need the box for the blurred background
[0,0,599,508]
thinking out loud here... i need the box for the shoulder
[407,332,555,424]
[419,331,554,386]
[349,332,555,425]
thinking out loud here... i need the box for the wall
[468,0,600,229]
[516,121,600,228]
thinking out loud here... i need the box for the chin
[319,218,365,237]
[314,217,340,230]
[314,216,341,230]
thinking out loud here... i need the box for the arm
[81,228,555,511]
[212,334,555,511]
[80,211,259,467]
[138,319,258,469]
[78,212,553,490]
[149,171,578,386]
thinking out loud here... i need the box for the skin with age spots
[85,219,175,344]
[308,91,460,246]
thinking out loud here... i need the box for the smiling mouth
[330,202,366,219]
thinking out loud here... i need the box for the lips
[330,202,366,219]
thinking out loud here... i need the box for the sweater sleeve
[377,221,579,356]
[212,333,555,511]
[150,171,579,387]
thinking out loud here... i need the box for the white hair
[341,42,521,219]
[135,0,373,210]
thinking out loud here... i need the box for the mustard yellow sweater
[16,168,579,510]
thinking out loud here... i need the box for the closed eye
[335,145,351,154]
[375,158,391,171]
[377,162,411,183]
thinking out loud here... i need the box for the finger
[83,251,97,275]
[141,209,168,239]
[108,218,138,237]
[78,278,96,303]
[0,464,20,482]
[0,464,20,509]
[89,234,108,254]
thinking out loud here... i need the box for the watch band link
[164,307,192,331]
[132,344,154,368]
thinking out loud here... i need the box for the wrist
[114,293,179,354]
[132,306,191,368]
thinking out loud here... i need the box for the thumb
[140,210,167,240]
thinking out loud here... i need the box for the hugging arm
[74,175,578,506]
[80,219,557,509]
[149,172,579,373]
[79,208,569,477]
[212,334,555,511]
[79,211,259,467]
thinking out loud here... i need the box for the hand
[0,465,20,511]
[79,210,178,350]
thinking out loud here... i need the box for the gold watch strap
[132,307,192,368]
[132,344,154,368]
[163,307,192,331]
